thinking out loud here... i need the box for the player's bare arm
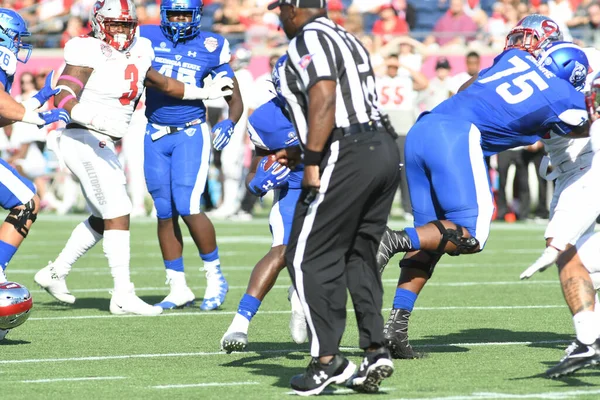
[0,81,65,127]
[224,76,244,124]
[144,67,233,100]
[566,120,591,138]
[55,64,94,112]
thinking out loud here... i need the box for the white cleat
[288,286,308,344]
[110,284,163,316]
[0,329,8,341]
[155,285,195,310]
[34,262,76,304]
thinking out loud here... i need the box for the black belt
[332,121,383,140]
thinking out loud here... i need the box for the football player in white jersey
[33,0,234,316]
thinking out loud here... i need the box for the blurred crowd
[1,0,598,221]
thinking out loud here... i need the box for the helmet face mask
[505,14,561,56]
[91,0,138,51]
[0,8,32,63]
[271,54,287,104]
[160,0,203,44]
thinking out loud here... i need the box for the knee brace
[6,199,37,238]
[399,251,442,278]
[431,220,479,256]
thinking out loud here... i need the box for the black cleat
[383,308,420,359]
[377,227,413,274]
[290,354,356,396]
[346,347,394,393]
[546,338,600,378]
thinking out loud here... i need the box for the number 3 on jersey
[120,64,139,106]
[479,56,549,104]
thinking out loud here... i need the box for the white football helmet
[0,282,32,330]
[91,0,138,51]
[505,14,562,56]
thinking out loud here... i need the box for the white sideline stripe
[27,305,565,322]
[151,381,259,389]
[0,339,570,365]
[21,376,126,383]
[392,389,600,400]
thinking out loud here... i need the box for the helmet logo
[541,19,558,35]
[570,61,586,86]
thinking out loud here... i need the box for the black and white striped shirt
[280,16,381,145]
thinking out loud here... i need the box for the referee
[268,0,401,395]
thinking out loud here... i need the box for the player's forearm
[225,78,244,124]
[306,81,336,153]
[0,90,46,126]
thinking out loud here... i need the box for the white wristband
[183,84,208,101]
[21,109,45,125]
[21,97,41,111]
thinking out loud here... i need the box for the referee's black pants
[285,130,401,358]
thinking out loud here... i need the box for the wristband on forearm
[303,149,322,166]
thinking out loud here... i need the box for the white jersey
[376,71,416,112]
[64,35,155,138]
[541,47,600,170]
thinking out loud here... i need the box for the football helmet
[160,0,203,44]
[537,41,589,92]
[586,71,600,115]
[0,282,33,330]
[505,14,562,56]
[231,45,252,71]
[271,54,287,103]
[91,0,138,51]
[0,8,32,63]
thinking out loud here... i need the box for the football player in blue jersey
[140,0,243,311]
[375,17,592,359]
[220,55,307,352]
[0,9,69,340]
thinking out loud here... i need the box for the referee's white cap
[267,0,326,10]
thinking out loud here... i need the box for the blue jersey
[432,49,588,156]
[140,25,234,126]
[248,98,304,189]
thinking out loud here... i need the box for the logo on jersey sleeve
[204,37,218,53]
[298,54,314,70]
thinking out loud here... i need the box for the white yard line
[0,339,570,365]
[151,381,259,389]
[20,376,126,383]
[285,387,394,395]
[392,389,600,400]
[27,304,565,322]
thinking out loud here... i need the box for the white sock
[103,230,131,292]
[228,313,250,334]
[0,269,6,283]
[203,259,221,275]
[54,219,103,275]
[166,269,187,287]
[573,311,600,345]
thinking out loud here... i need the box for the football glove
[37,108,70,127]
[212,119,235,151]
[520,246,560,280]
[33,70,61,108]
[183,71,234,101]
[248,156,291,196]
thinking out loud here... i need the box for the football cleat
[220,331,248,353]
[200,267,228,311]
[0,328,8,341]
[110,284,163,316]
[376,227,413,274]
[34,262,75,304]
[383,308,420,359]
[346,347,395,393]
[290,355,356,396]
[546,338,600,378]
[288,286,308,344]
[155,285,195,310]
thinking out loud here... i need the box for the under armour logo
[262,180,275,191]
[313,371,328,384]
[188,51,197,57]
[175,55,182,61]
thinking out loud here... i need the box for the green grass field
[2,215,600,400]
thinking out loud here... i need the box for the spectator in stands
[372,4,409,48]
[392,0,417,30]
[327,0,346,27]
[438,0,488,29]
[496,147,533,221]
[345,11,365,37]
[60,16,84,48]
[359,34,385,76]
[396,36,424,72]
[548,0,574,40]
[418,57,454,111]
[582,2,600,48]
[450,50,480,94]
[487,2,518,50]
[213,0,246,45]
[424,0,479,47]
[567,0,593,30]
[348,0,389,32]
[522,141,550,220]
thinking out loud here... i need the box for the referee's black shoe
[376,227,413,274]
[346,347,394,393]
[290,354,356,396]
[383,308,421,359]
[546,338,600,378]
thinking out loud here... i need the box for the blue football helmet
[160,0,203,44]
[537,41,589,92]
[271,54,287,103]
[0,8,32,63]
